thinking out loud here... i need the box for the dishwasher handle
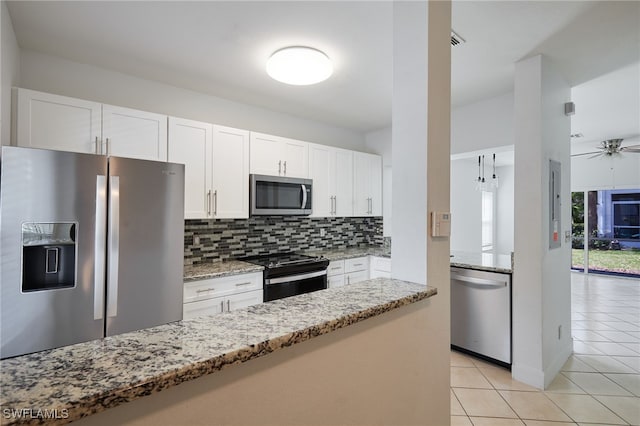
[451,273,507,287]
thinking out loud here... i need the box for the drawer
[345,256,369,273]
[370,256,391,273]
[184,272,262,303]
[328,274,345,288]
[345,270,369,285]
[183,296,224,320]
[327,260,345,276]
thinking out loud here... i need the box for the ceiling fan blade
[620,144,640,153]
[571,151,601,157]
[588,152,605,159]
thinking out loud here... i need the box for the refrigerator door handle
[94,175,107,320]
[107,175,120,317]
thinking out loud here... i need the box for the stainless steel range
[241,253,329,302]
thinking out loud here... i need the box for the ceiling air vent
[451,30,466,47]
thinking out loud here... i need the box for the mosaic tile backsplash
[184,216,383,265]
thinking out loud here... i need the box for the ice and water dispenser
[21,223,77,292]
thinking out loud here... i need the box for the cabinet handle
[220,300,224,312]
[283,161,287,175]
[235,281,252,287]
[347,275,350,285]
[226,300,230,312]
[196,288,215,293]
[331,267,341,271]
[278,160,282,175]
[95,137,100,155]
[207,190,212,216]
[354,263,363,267]
[333,196,337,215]
[106,138,111,156]
[213,190,218,215]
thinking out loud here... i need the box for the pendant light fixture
[474,155,487,191]
[266,46,333,85]
[491,153,500,189]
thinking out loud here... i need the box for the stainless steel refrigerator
[0,146,185,359]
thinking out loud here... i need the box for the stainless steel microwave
[250,174,312,216]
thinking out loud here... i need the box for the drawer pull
[235,282,252,287]
[331,267,341,270]
[196,288,215,293]
[353,263,363,267]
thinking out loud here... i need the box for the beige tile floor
[451,272,640,426]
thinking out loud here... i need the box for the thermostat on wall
[431,211,451,237]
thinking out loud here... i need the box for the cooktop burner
[241,252,326,269]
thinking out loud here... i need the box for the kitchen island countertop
[0,278,436,426]
[450,250,513,273]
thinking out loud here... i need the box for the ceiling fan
[571,138,640,158]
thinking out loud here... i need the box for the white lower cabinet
[327,260,345,288]
[327,258,370,287]
[183,272,263,320]
[369,256,391,279]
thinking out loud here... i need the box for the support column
[392,1,451,423]
[513,54,573,388]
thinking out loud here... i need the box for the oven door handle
[265,269,327,285]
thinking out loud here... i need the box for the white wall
[513,54,573,389]
[18,50,366,151]
[496,164,515,254]
[450,158,482,251]
[1,1,20,146]
[365,127,392,236]
[451,91,514,155]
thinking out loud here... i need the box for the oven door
[250,174,312,215]
[264,270,327,302]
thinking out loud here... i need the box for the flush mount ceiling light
[266,46,333,85]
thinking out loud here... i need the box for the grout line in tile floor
[451,272,640,426]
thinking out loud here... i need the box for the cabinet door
[353,152,371,216]
[369,154,383,216]
[168,117,212,219]
[309,143,333,217]
[212,125,250,218]
[250,132,283,176]
[226,289,263,312]
[345,270,369,285]
[334,149,354,216]
[328,275,345,288]
[282,137,308,178]
[16,88,102,154]
[183,296,224,320]
[102,104,168,161]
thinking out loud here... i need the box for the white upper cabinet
[309,144,333,217]
[15,88,167,161]
[168,117,212,219]
[354,152,382,216]
[249,132,308,178]
[102,105,167,161]
[334,148,354,216]
[309,144,353,217]
[212,125,250,218]
[168,119,250,219]
[16,88,102,154]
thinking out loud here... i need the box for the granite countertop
[302,245,391,261]
[450,250,513,274]
[183,260,263,282]
[0,279,436,426]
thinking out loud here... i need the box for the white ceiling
[6,1,640,144]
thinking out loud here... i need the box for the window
[481,191,494,252]
[613,197,639,240]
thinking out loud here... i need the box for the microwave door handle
[301,184,307,209]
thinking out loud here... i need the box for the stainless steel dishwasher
[450,266,512,367]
